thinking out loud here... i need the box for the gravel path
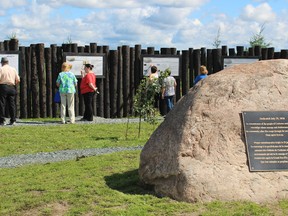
[0,146,143,168]
[0,116,158,168]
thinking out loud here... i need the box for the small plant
[212,27,221,48]
[64,35,73,44]
[7,32,17,40]
[132,68,170,137]
[249,23,271,48]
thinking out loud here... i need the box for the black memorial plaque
[242,111,288,171]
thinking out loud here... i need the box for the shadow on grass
[104,169,156,196]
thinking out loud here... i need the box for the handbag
[54,90,61,103]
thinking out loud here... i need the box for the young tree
[132,69,170,137]
[212,27,221,48]
[249,24,271,48]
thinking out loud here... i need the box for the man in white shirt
[0,57,20,126]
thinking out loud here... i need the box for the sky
[0,0,287,51]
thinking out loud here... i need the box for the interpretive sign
[142,55,180,77]
[0,51,20,74]
[242,111,288,171]
[64,53,105,78]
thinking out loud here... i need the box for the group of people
[0,57,208,125]
[56,62,98,124]
[148,65,208,114]
[0,57,98,126]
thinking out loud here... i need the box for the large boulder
[139,59,288,203]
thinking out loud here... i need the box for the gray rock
[139,59,288,203]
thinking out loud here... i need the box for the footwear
[8,122,15,126]
[80,118,87,121]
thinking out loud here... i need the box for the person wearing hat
[0,57,20,126]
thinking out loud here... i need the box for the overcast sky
[0,0,287,51]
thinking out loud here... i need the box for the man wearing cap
[0,57,20,126]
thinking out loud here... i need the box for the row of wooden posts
[1,39,288,119]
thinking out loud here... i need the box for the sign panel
[64,53,105,78]
[242,111,288,171]
[223,57,259,69]
[0,52,20,74]
[142,55,180,77]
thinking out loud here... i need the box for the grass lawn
[0,120,288,215]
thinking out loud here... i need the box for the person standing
[80,63,97,121]
[56,62,78,124]
[148,65,160,108]
[161,69,177,113]
[194,65,208,85]
[0,57,20,126]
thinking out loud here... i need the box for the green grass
[0,121,154,157]
[0,121,288,215]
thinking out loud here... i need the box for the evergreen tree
[249,24,271,48]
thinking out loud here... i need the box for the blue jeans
[164,96,174,113]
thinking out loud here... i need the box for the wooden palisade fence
[1,39,288,119]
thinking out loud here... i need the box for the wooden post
[274,52,281,59]
[188,48,194,89]
[45,48,52,117]
[90,44,98,116]
[248,47,254,56]
[222,46,228,56]
[96,46,106,117]
[9,39,19,51]
[78,46,85,53]
[181,50,189,98]
[90,43,97,53]
[261,48,268,60]
[31,45,40,118]
[97,46,103,53]
[280,50,288,59]
[267,47,274,59]
[109,50,118,118]
[193,49,201,80]
[229,48,236,56]
[0,42,4,51]
[134,44,141,95]
[171,48,177,55]
[207,49,213,75]
[19,47,27,118]
[25,47,32,117]
[236,46,244,56]
[254,46,261,57]
[117,46,123,118]
[212,49,222,73]
[201,47,207,66]
[122,45,130,117]
[129,47,135,115]
[36,44,46,118]
[85,45,90,53]
[50,44,58,117]
[71,43,78,53]
[103,45,110,118]
[147,47,155,54]
[4,40,9,51]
